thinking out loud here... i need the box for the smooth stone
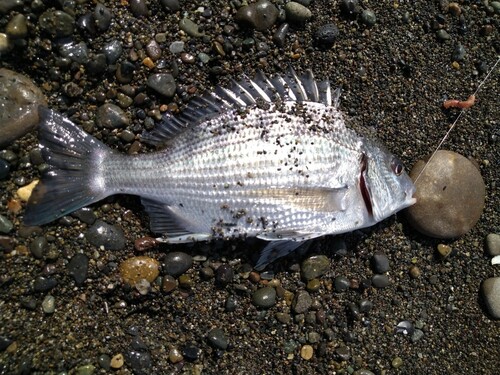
[179,18,203,37]
[225,295,237,312]
[169,41,185,54]
[284,2,312,24]
[314,23,340,47]
[147,73,176,97]
[0,69,47,148]
[372,274,390,288]
[60,41,89,64]
[85,220,126,250]
[97,354,111,370]
[72,207,97,225]
[252,286,276,308]
[42,295,55,314]
[130,0,150,17]
[103,40,122,64]
[334,275,350,292]
[360,9,377,26]
[292,290,312,314]
[168,348,183,363]
[486,233,500,256]
[6,14,28,39]
[207,328,228,350]
[34,276,57,292]
[39,10,75,37]
[67,253,89,286]
[95,103,129,129]
[452,43,466,61]
[74,364,96,375]
[273,23,289,47]
[235,0,279,31]
[340,0,360,18]
[406,151,485,239]
[0,159,10,180]
[359,299,373,313]
[301,255,330,280]
[93,3,112,31]
[481,277,500,319]
[163,251,193,277]
[119,256,160,285]
[0,0,23,14]
[0,214,13,234]
[215,264,234,286]
[436,29,450,41]
[300,344,313,360]
[29,236,47,259]
[0,33,13,54]
[371,252,390,273]
[116,61,135,84]
[0,336,13,351]
[182,346,201,362]
[161,0,181,12]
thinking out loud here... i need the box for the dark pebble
[334,275,350,292]
[29,236,47,259]
[340,0,360,18]
[39,10,75,37]
[85,219,126,250]
[301,255,330,280]
[215,264,234,286]
[103,40,123,64]
[124,349,152,372]
[360,9,376,26]
[371,252,390,273]
[225,295,237,312]
[71,207,97,225]
[207,328,229,350]
[0,336,13,351]
[147,73,176,98]
[436,29,450,41]
[252,287,276,308]
[200,266,214,280]
[160,0,181,12]
[292,290,312,314]
[336,346,350,361]
[20,297,37,310]
[86,53,107,76]
[162,274,178,292]
[116,61,135,84]
[451,43,466,61]
[235,0,279,31]
[182,345,201,361]
[163,251,193,277]
[59,41,89,64]
[0,159,10,179]
[395,320,414,335]
[98,354,111,370]
[314,23,340,47]
[372,274,390,288]
[481,277,500,319]
[33,276,57,293]
[93,3,112,32]
[273,23,289,47]
[67,253,89,286]
[359,299,373,313]
[130,0,150,17]
[96,103,129,129]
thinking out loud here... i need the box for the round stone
[39,10,75,37]
[119,256,160,285]
[168,348,183,363]
[67,253,89,286]
[314,23,340,47]
[33,276,57,293]
[146,73,176,98]
[42,295,55,314]
[95,103,129,129]
[486,233,500,256]
[372,274,390,288]
[0,69,47,148]
[6,14,28,39]
[284,2,312,24]
[252,286,276,308]
[371,252,390,273]
[110,353,124,369]
[162,251,193,277]
[0,214,13,234]
[360,9,376,26]
[292,290,312,314]
[481,277,500,319]
[215,264,234,286]
[406,150,485,239]
[85,220,126,250]
[334,275,350,292]
[207,328,228,350]
[300,344,313,360]
[235,0,279,31]
[301,255,330,280]
[93,3,112,31]
[179,18,203,37]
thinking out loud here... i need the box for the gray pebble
[451,43,466,61]
[436,29,451,41]
[292,290,312,314]
[147,73,176,97]
[86,53,107,76]
[361,9,377,26]
[225,294,237,312]
[30,236,48,259]
[161,0,181,12]
[42,295,55,314]
[252,286,276,308]
[216,264,234,286]
[146,40,162,60]
[207,328,229,350]
[125,349,152,372]
[60,41,89,64]
[411,329,424,342]
[481,277,500,319]
[340,0,360,18]
[0,214,13,234]
[301,255,330,280]
[71,207,97,225]
[96,103,129,129]
[492,1,500,14]
[235,0,279,31]
[353,370,375,375]
[6,14,28,39]
[273,23,289,47]
[334,275,350,292]
[130,0,149,17]
[34,276,57,293]
[98,354,111,370]
[67,253,89,286]
[284,2,312,24]
[372,274,390,288]
[0,336,13,351]
[169,41,185,54]
[163,251,193,277]
[359,299,373,313]
[93,3,112,32]
[371,252,390,273]
[0,0,23,14]
[0,69,47,148]
[314,23,340,47]
[0,159,9,180]
[486,233,500,256]
[39,10,75,37]
[116,61,135,84]
[103,40,122,64]
[307,331,321,344]
[85,219,126,250]
[179,18,204,37]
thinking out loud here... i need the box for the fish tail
[24,107,113,226]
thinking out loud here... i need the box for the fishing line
[414,56,500,184]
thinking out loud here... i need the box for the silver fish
[24,68,416,268]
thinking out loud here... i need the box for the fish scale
[24,68,416,268]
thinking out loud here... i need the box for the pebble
[411,329,424,342]
[300,344,313,360]
[207,328,228,350]
[392,357,403,369]
[162,251,193,277]
[168,348,183,363]
[182,345,201,361]
[97,354,111,370]
[361,9,377,26]
[436,29,451,41]
[371,252,390,273]
[235,0,279,31]
[29,236,47,259]
[372,274,390,288]
[162,274,178,292]
[67,253,89,286]
[147,73,176,98]
[93,3,112,32]
[0,69,47,148]
[225,295,237,312]
[0,214,13,234]
[16,179,38,202]
[130,0,149,17]
[0,33,12,54]
[481,277,500,319]
[95,103,129,129]
[0,0,23,14]
[273,23,289,47]
[284,2,312,24]
[437,244,453,258]
[134,236,157,252]
[85,220,126,250]
[116,61,135,84]
[409,266,421,279]
[6,14,28,39]
[34,276,57,292]
[42,295,55,314]
[215,264,234,286]
[72,207,97,225]
[39,10,75,37]
[103,40,123,64]
[252,286,276,308]
[334,275,350,292]
[110,353,124,369]
[146,40,162,60]
[161,0,181,12]
[74,364,95,375]
[306,278,321,292]
[301,255,330,280]
[60,41,89,64]
[292,290,312,314]
[0,159,9,179]
[314,23,340,47]
[340,0,360,18]
[119,256,160,285]
[451,43,466,61]
[486,233,500,256]
[169,41,185,54]
[179,18,203,37]
[178,274,193,288]
[406,151,485,238]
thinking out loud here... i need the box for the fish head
[360,139,416,222]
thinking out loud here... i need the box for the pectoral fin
[255,239,313,270]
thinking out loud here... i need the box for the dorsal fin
[141,68,338,147]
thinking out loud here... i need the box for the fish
[23,68,416,269]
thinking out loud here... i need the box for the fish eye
[391,157,404,176]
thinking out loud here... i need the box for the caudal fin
[24,107,112,226]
